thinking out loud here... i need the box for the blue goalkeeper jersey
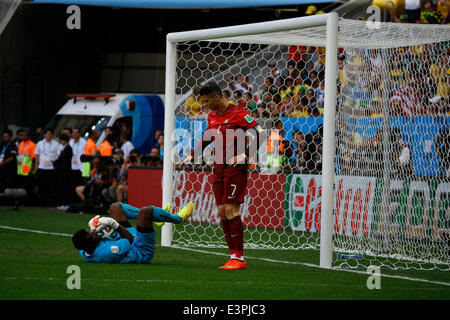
[79,228,146,264]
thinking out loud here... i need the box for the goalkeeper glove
[97,217,119,231]
[88,215,101,231]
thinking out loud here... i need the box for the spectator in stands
[55,134,73,211]
[278,92,295,116]
[113,148,125,163]
[337,54,348,87]
[316,80,325,109]
[233,90,246,109]
[419,0,444,24]
[275,75,285,92]
[75,156,109,205]
[157,133,164,159]
[308,70,320,90]
[257,76,277,103]
[309,107,322,118]
[185,86,204,117]
[405,0,422,23]
[243,91,258,114]
[222,89,232,102]
[291,130,308,171]
[144,147,163,168]
[282,60,299,80]
[101,158,121,205]
[313,125,323,155]
[293,84,307,105]
[279,77,296,103]
[120,131,134,159]
[129,149,141,165]
[268,102,280,120]
[242,75,255,93]
[435,56,449,99]
[0,129,18,193]
[266,60,281,80]
[390,128,414,177]
[116,155,138,203]
[290,96,310,117]
[436,0,449,24]
[35,129,60,206]
[438,97,449,114]
[232,74,254,93]
[305,88,317,107]
[288,46,308,72]
[258,91,275,115]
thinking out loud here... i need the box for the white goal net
[164,16,450,271]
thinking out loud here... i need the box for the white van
[43,93,165,154]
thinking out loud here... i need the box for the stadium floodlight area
[163,13,450,271]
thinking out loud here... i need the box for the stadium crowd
[182,1,449,176]
[0,125,164,213]
[1,1,449,211]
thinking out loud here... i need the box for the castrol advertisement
[285,174,376,237]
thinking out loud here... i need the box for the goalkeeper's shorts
[127,227,156,264]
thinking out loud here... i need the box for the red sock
[229,215,244,260]
[221,219,235,256]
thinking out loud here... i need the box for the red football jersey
[192,103,259,166]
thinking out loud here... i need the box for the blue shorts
[126,227,156,264]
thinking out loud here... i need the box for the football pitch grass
[0,206,449,300]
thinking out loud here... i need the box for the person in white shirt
[35,129,60,206]
[69,127,87,199]
[404,0,421,23]
[120,131,134,159]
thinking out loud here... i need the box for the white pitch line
[0,225,72,237]
[1,225,449,287]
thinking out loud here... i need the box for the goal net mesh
[169,18,450,270]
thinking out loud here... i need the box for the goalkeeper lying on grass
[72,202,194,264]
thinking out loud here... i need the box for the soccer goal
[162,13,450,271]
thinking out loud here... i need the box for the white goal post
[162,13,339,269]
[162,13,450,271]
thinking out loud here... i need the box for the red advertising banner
[173,170,285,229]
[127,167,163,208]
[128,168,285,229]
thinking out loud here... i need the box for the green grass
[0,206,449,300]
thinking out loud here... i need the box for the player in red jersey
[180,82,263,270]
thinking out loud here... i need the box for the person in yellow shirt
[290,97,310,117]
[184,87,204,117]
[436,0,449,24]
